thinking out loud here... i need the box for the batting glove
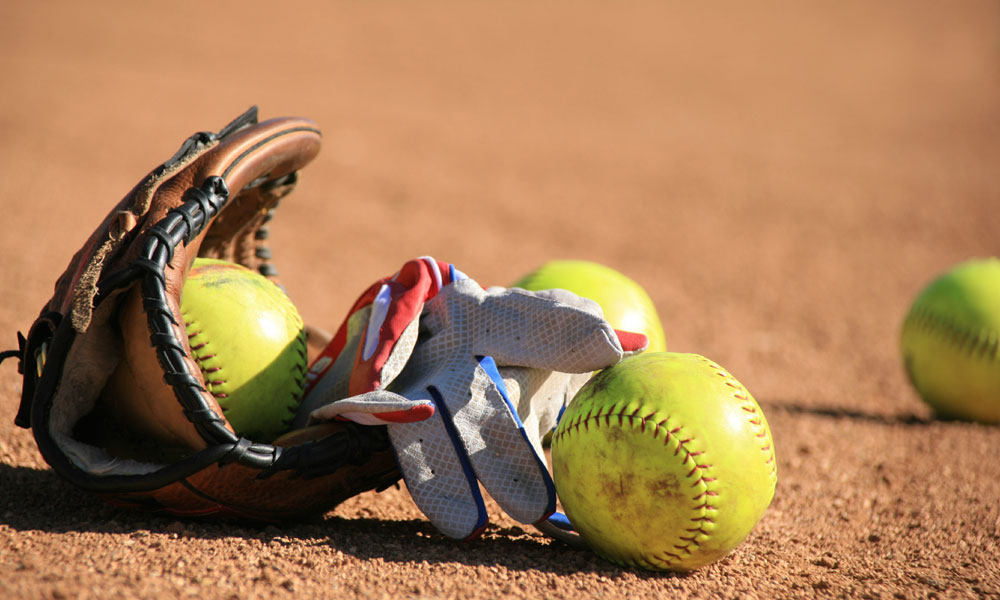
[296,257,647,540]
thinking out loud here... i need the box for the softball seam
[552,404,717,570]
[903,302,1000,363]
[283,329,309,428]
[696,355,777,479]
[186,325,229,402]
[183,317,309,426]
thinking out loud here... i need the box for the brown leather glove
[3,107,400,521]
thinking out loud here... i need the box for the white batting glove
[297,257,647,539]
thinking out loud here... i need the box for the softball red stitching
[699,355,777,479]
[185,320,229,400]
[553,404,716,570]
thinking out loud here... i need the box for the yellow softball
[181,258,308,442]
[900,257,1000,423]
[551,352,777,572]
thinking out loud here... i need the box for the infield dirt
[1,2,998,598]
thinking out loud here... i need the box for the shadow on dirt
[302,515,678,578]
[0,463,666,577]
[761,400,937,426]
[0,463,124,531]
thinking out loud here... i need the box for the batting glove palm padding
[2,108,399,521]
[300,257,648,539]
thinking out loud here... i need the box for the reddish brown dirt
[1,1,999,598]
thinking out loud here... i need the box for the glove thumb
[309,390,435,426]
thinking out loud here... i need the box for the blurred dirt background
[1,1,998,598]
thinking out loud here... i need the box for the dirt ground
[1,1,999,598]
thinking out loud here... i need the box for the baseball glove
[1,107,400,521]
